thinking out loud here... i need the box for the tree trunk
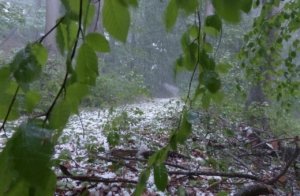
[205,0,214,16]
[34,0,42,40]
[88,0,104,33]
[246,2,283,130]
[44,0,60,52]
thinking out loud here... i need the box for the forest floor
[1,98,299,195]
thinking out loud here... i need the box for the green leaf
[154,164,168,191]
[201,93,211,109]
[254,0,260,8]
[66,82,89,101]
[188,25,199,38]
[164,0,179,32]
[66,21,78,48]
[177,111,192,144]
[178,0,198,13]
[56,18,78,55]
[169,132,178,150]
[186,109,199,124]
[205,14,222,32]
[121,0,138,7]
[216,191,228,196]
[132,169,150,196]
[56,17,67,55]
[83,4,95,29]
[203,26,219,36]
[273,0,280,7]
[0,120,55,195]
[240,0,252,13]
[156,147,170,164]
[199,50,215,70]
[62,0,94,23]
[0,67,11,93]
[222,129,234,137]
[0,93,19,121]
[48,100,72,129]
[75,43,99,85]
[185,43,198,70]
[210,90,224,104]
[216,62,232,73]
[5,81,21,95]
[66,82,89,114]
[147,151,159,167]
[25,91,41,113]
[103,0,130,42]
[204,43,213,53]
[31,43,48,66]
[277,92,282,101]
[9,47,28,72]
[85,33,110,52]
[180,32,191,52]
[177,185,187,196]
[212,0,241,23]
[107,132,120,147]
[11,44,43,84]
[203,70,221,93]
[244,34,249,42]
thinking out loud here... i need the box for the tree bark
[245,2,283,129]
[205,0,214,16]
[44,0,60,52]
[88,0,104,33]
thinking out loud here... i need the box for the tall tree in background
[45,0,60,51]
[89,0,104,33]
[245,2,284,129]
[205,0,214,16]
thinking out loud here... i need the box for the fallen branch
[168,171,261,182]
[223,150,258,176]
[252,137,298,149]
[57,175,137,184]
[111,154,189,170]
[89,154,138,172]
[205,178,224,191]
[58,164,137,183]
[234,184,273,196]
[266,141,300,185]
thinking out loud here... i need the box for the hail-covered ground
[54,98,194,196]
[0,98,243,196]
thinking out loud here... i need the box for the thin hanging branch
[43,0,84,127]
[0,85,19,137]
[36,16,65,43]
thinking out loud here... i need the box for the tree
[44,0,60,51]
[245,2,284,130]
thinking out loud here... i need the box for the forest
[0,0,300,195]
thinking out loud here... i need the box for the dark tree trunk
[245,2,283,130]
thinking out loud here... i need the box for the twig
[88,154,138,172]
[43,0,84,127]
[266,140,300,184]
[252,137,298,149]
[168,171,261,182]
[57,175,137,184]
[93,0,101,32]
[223,149,258,176]
[0,85,19,137]
[205,178,224,191]
[37,16,65,43]
[58,164,137,184]
[111,154,189,170]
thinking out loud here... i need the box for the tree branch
[168,170,261,182]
